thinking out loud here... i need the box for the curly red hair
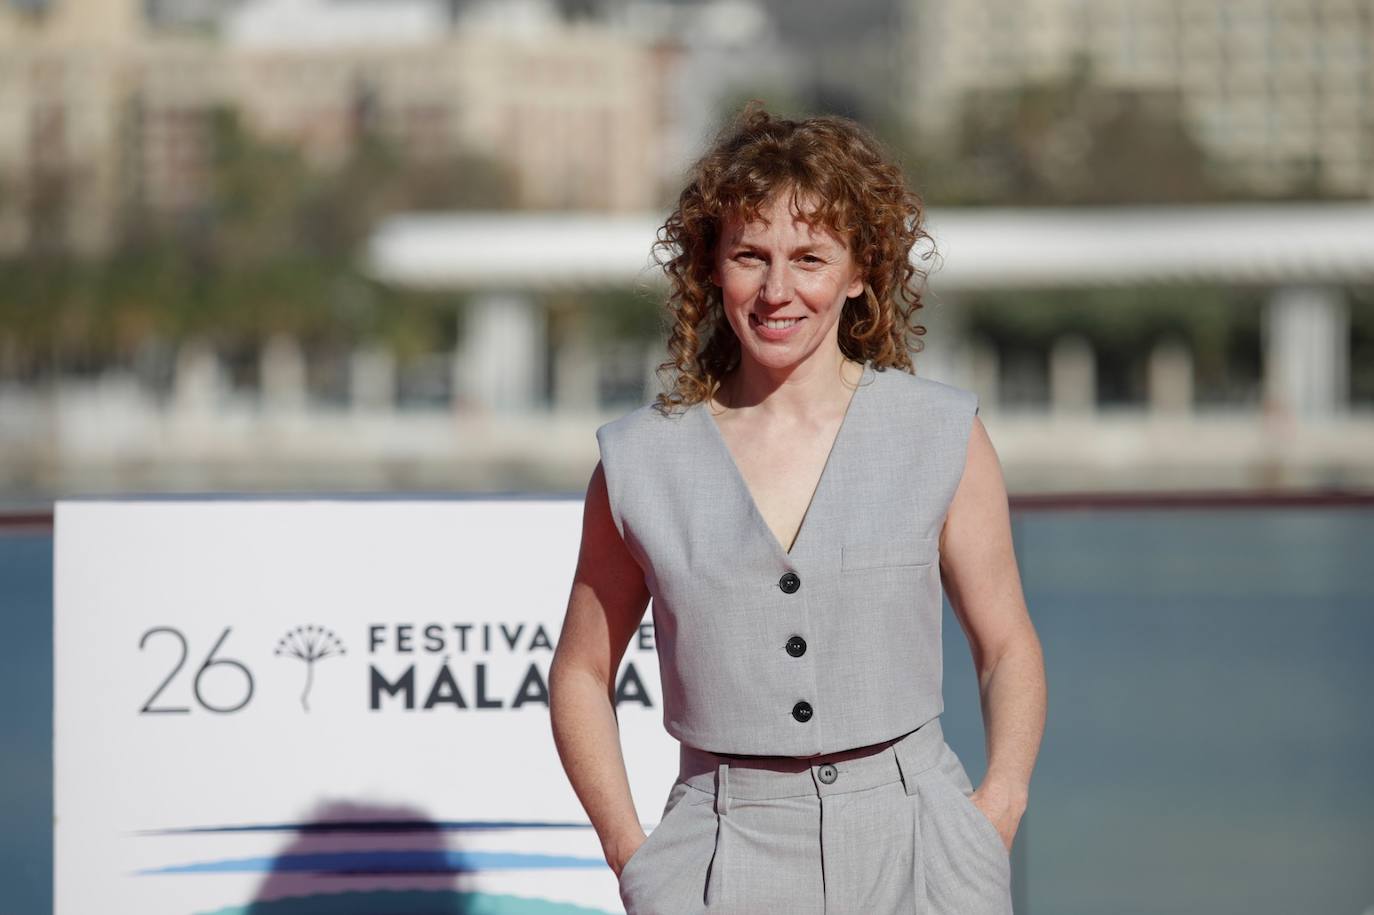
[650,103,934,415]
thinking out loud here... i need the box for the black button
[785,635,807,657]
[779,571,801,593]
[791,700,813,722]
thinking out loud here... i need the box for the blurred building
[0,0,150,252]
[619,0,798,197]
[0,0,662,255]
[229,0,659,208]
[3,0,1370,502]
[903,0,1374,197]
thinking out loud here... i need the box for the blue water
[990,510,1374,915]
[0,531,52,915]
[3,505,1372,915]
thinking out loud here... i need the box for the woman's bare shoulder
[874,367,980,415]
[596,399,697,447]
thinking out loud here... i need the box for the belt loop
[892,740,919,797]
[715,761,730,816]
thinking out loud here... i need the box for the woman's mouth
[750,312,805,340]
[753,314,803,329]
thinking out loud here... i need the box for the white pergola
[363,203,1374,419]
[365,202,1374,290]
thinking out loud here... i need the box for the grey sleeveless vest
[595,361,980,758]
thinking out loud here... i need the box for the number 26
[139,626,254,714]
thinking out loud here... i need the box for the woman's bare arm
[938,415,1047,851]
[549,460,653,876]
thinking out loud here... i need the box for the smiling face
[711,190,865,375]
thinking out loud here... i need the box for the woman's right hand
[609,829,648,878]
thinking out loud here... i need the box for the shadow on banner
[193,799,609,914]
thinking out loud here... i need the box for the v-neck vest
[595,363,980,757]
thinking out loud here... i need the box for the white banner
[54,500,676,915]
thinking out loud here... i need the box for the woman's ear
[846,271,865,301]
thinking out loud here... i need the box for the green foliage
[0,105,516,375]
[581,284,666,343]
[911,62,1226,206]
[960,284,1269,404]
[713,86,814,126]
[1350,286,1374,404]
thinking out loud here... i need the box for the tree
[918,58,1224,206]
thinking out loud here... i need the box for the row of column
[173,285,1353,419]
[945,284,1351,418]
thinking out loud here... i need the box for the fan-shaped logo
[274,625,346,712]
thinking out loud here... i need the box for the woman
[549,105,1046,914]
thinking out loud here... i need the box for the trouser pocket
[618,779,718,914]
[911,744,1013,914]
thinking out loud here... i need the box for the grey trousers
[616,716,1013,914]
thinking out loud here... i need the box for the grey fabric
[616,716,1013,913]
[596,361,981,757]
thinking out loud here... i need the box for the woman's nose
[762,262,792,303]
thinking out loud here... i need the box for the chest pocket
[840,536,937,572]
[832,533,944,708]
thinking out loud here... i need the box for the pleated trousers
[616,716,1013,915]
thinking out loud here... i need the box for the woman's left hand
[970,779,1026,853]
